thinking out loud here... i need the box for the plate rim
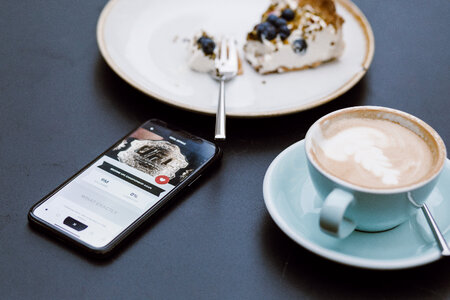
[97,0,375,118]
[263,139,443,270]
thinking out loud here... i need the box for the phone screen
[31,120,217,250]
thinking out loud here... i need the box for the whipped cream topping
[187,32,217,73]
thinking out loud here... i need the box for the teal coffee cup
[305,106,446,238]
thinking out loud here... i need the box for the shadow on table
[260,214,450,299]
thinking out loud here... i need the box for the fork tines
[215,37,238,76]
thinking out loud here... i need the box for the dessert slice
[243,0,345,74]
[187,31,217,73]
[187,32,243,74]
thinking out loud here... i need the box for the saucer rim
[263,139,443,270]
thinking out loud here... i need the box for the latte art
[310,117,435,189]
[318,126,402,185]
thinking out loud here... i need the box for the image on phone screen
[30,120,218,251]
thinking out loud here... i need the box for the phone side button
[188,175,202,187]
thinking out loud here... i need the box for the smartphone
[28,119,221,256]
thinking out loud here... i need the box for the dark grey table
[1,1,449,299]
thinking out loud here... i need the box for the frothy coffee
[308,110,442,189]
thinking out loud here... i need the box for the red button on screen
[155,175,169,184]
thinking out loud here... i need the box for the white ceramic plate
[263,140,450,270]
[97,0,374,117]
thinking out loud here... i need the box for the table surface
[1,0,450,299]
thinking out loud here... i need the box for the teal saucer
[263,140,450,270]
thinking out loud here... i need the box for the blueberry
[197,37,215,55]
[197,36,206,45]
[274,17,287,28]
[257,22,277,40]
[279,25,290,35]
[263,24,277,40]
[278,25,291,40]
[256,22,269,35]
[279,32,289,41]
[281,8,295,21]
[267,14,278,25]
[278,25,291,35]
[292,38,307,54]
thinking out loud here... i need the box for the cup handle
[319,188,356,238]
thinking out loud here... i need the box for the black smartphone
[28,119,221,256]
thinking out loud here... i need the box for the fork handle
[215,79,226,140]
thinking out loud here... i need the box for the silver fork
[211,38,238,140]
